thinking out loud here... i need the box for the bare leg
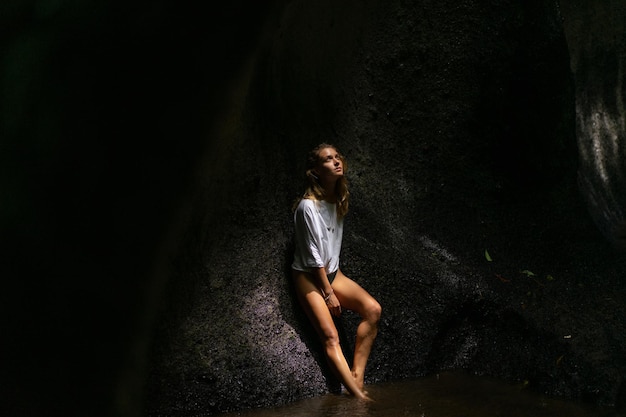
[332,270,381,391]
[293,271,370,400]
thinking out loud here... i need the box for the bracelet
[324,290,333,302]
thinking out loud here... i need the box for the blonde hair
[296,143,350,218]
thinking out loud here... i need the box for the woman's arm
[311,267,341,316]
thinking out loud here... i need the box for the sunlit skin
[314,148,345,194]
[293,147,381,400]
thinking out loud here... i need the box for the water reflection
[218,372,619,417]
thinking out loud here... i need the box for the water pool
[216,372,619,417]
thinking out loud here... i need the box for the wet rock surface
[560,0,626,250]
[146,0,626,415]
[2,1,625,417]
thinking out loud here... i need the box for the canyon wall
[2,1,625,416]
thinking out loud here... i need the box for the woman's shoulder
[294,197,319,213]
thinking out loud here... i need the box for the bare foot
[351,370,365,392]
[342,381,370,401]
[353,390,373,402]
[360,392,374,402]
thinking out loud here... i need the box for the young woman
[292,143,381,400]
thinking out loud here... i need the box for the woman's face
[315,147,344,182]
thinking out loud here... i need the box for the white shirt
[292,198,344,274]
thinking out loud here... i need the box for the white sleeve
[294,201,325,269]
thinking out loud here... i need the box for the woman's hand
[326,292,342,317]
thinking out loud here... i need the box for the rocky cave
[1,0,625,416]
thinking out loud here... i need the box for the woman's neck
[320,180,337,203]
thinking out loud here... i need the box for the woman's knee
[321,328,341,348]
[364,299,382,323]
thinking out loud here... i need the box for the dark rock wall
[1,1,274,417]
[148,0,626,415]
[559,0,626,250]
[2,0,625,417]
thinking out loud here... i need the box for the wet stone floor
[216,372,620,417]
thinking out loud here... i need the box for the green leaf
[485,250,492,262]
[520,270,535,277]
[546,274,554,281]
